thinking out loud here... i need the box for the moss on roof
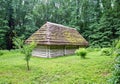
[26,22,88,46]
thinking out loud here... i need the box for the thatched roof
[25,22,88,46]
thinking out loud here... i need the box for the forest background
[0,0,120,49]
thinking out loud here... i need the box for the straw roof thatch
[25,22,88,46]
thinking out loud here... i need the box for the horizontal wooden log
[32,45,79,58]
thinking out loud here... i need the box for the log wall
[65,46,79,55]
[32,45,79,58]
[49,46,64,58]
[32,46,48,58]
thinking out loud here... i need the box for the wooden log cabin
[25,22,88,58]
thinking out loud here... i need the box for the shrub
[116,40,120,49]
[75,48,87,59]
[101,48,111,56]
[110,52,120,84]
[110,40,120,84]
[0,50,3,56]
[0,50,9,56]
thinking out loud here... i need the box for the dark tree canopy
[0,0,120,49]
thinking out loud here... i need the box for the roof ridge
[46,22,76,30]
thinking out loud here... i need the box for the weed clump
[75,48,87,59]
[101,48,111,56]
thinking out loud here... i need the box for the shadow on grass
[84,57,90,59]
[32,54,76,60]
[50,54,75,59]
[13,64,42,72]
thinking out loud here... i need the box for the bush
[75,48,87,59]
[0,50,9,56]
[110,53,120,84]
[116,40,120,49]
[110,40,120,84]
[0,50,3,56]
[101,48,111,56]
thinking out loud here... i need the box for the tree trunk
[27,61,30,70]
[6,0,15,50]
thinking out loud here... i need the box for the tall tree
[0,0,38,49]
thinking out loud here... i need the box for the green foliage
[22,42,36,61]
[13,37,24,49]
[0,50,10,56]
[116,40,120,49]
[101,48,111,56]
[87,47,101,52]
[75,48,87,59]
[0,0,37,49]
[111,40,119,56]
[0,0,120,49]
[22,42,36,70]
[13,37,36,70]
[88,0,120,47]
[110,54,120,84]
[110,40,120,84]
[0,51,3,56]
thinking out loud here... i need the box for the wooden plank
[32,45,47,57]
[48,46,51,58]
[50,47,64,57]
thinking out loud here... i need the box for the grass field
[0,49,114,84]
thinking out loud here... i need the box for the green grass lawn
[0,50,114,84]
